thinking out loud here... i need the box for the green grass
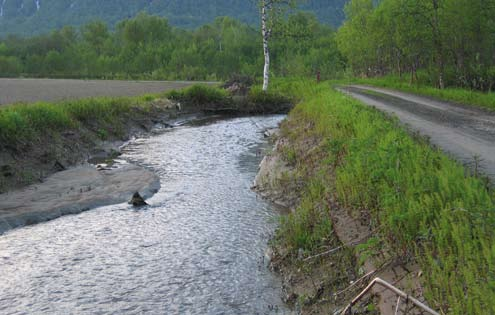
[338,75,495,111]
[273,78,495,314]
[0,94,157,149]
[166,84,229,106]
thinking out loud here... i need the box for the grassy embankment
[340,75,495,111]
[0,91,166,191]
[0,83,290,192]
[270,79,495,314]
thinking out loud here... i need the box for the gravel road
[0,78,214,105]
[340,85,495,181]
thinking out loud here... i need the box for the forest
[0,12,342,81]
[337,0,495,90]
[0,0,347,37]
[1,0,495,90]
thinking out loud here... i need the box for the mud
[0,164,159,235]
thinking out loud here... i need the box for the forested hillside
[337,0,495,90]
[0,0,347,36]
[0,13,342,80]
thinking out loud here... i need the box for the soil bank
[254,124,424,315]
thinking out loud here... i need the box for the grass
[272,78,495,314]
[166,84,229,106]
[338,75,495,111]
[0,94,156,149]
[166,83,292,113]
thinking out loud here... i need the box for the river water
[0,116,289,314]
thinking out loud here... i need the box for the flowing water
[0,116,289,314]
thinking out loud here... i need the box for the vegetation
[0,13,343,81]
[272,79,495,314]
[342,76,495,111]
[336,0,495,91]
[0,94,155,150]
[0,0,346,37]
[167,83,292,113]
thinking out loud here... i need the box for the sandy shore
[0,164,159,234]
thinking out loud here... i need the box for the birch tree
[260,0,296,91]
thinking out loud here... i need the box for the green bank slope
[272,79,494,314]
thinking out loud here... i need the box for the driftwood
[340,277,440,315]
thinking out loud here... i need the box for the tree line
[0,12,342,82]
[336,0,495,90]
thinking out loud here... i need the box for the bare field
[0,78,214,105]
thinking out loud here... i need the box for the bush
[166,84,229,106]
[248,87,291,106]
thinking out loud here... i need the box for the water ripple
[0,116,289,314]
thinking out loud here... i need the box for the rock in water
[129,192,148,207]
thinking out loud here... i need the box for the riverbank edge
[255,80,495,314]
[0,165,161,235]
[0,102,192,235]
[254,129,381,314]
[0,83,294,235]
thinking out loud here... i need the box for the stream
[0,116,289,314]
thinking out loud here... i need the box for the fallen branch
[340,277,440,315]
[333,259,392,297]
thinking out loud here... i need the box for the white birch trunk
[261,1,270,91]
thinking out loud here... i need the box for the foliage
[166,84,229,106]
[247,87,292,107]
[0,13,344,82]
[336,0,495,91]
[0,0,347,37]
[274,79,495,314]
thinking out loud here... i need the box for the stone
[129,192,148,207]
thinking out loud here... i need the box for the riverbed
[0,115,288,314]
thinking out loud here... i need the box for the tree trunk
[261,1,270,91]
[432,0,445,89]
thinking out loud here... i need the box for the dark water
[0,116,290,314]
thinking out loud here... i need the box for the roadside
[341,77,495,112]
[340,85,495,183]
[256,80,494,314]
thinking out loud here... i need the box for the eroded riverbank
[0,115,290,314]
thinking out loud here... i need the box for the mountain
[0,0,348,37]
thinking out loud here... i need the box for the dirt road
[0,78,214,105]
[340,85,495,181]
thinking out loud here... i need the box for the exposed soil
[0,98,184,193]
[340,85,495,182]
[255,131,377,315]
[0,78,215,105]
[255,121,428,314]
[0,98,195,234]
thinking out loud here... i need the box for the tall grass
[0,95,152,149]
[274,79,495,314]
[341,75,495,111]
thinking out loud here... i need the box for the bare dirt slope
[340,85,495,182]
[0,78,214,105]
